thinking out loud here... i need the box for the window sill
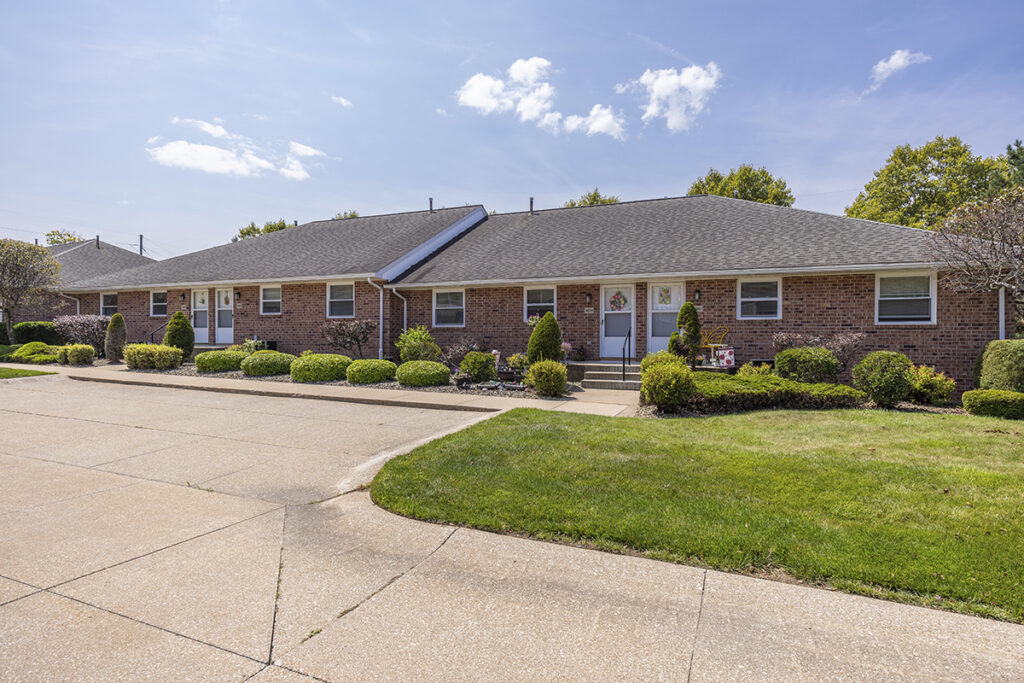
[326,315,355,320]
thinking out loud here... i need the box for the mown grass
[372,407,1024,622]
[0,367,55,379]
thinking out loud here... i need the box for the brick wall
[10,292,79,324]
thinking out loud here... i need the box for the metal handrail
[149,321,169,344]
[621,326,632,380]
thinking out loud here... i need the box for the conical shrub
[527,311,562,364]
[104,313,127,362]
[162,310,195,357]
[676,302,702,368]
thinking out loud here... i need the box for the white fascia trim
[374,207,488,282]
[874,270,937,326]
[523,284,557,322]
[62,273,379,293]
[387,262,944,289]
[59,293,81,315]
[736,276,783,321]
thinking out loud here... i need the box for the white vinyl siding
[260,286,282,315]
[326,283,355,318]
[876,273,935,324]
[524,287,556,321]
[101,293,118,316]
[150,291,167,317]
[433,289,465,327]
[737,279,781,320]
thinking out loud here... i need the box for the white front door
[192,290,209,344]
[600,285,634,358]
[215,289,233,345]
[648,283,684,354]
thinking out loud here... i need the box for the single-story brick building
[54,196,1011,389]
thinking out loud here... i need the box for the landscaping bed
[372,407,1024,623]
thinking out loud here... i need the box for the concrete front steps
[573,362,641,391]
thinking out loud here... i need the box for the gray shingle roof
[65,206,483,291]
[393,195,942,285]
[48,241,155,288]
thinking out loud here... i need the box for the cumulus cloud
[863,49,931,94]
[288,141,325,157]
[171,116,230,138]
[456,57,624,139]
[617,62,721,132]
[147,141,274,176]
[278,158,310,181]
[331,95,353,107]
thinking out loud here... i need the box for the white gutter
[367,278,384,359]
[59,293,81,315]
[62,272,378,294]
[392,289,408,331]
[999,287,1007,340]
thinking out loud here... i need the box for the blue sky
[1,1,1021,258]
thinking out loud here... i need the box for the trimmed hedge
[25,354,59,365]
[773,346,839,384]
[0,343,20,361]
[58,344,95,366]
[162,311,195,357]
[852,351,914,408]
[195,350,250,373]
[685,373,867,414]
[346,359,398,384]
[640,350,684,372]
[460,351,497,382]
[396,360,451,387]
[962,389,1024,420]
[525,360,568,397]
[909,365,956,406]
[240,351,296,377]
[124,343,183,370]
[13,321,63,345]
[291,353,353,383]
[641,362,695,411]
[979,339,1024,393]
[526,312,562,364]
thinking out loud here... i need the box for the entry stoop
[575,362,641,391]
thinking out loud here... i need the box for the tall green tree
[0,239,62,339]
[333,210,359,219]
[45,229,83,245]
[688,165,794,206]
[232,219,290,242]
[845,136,1005,229]
[987,139,1024,196]
[564,188,619,208]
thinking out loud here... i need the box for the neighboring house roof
[393,195,943,287]
[48,240,155,288]
[65,206,487,291]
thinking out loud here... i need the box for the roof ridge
[302,204,484,227]
[492,194,703,216]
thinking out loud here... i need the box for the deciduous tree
[688,165,794,206]
[564,188,619,207]
[45,229,83,245]
[0,239,62,339]
[333,210,359,219]
[231,219,290,242]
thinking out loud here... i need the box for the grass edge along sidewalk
[0,367,55,380]
[372,407,1024,624]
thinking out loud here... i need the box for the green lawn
[0,367,55,379]
[372,408,1024,623]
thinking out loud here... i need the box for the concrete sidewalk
[4,362,639,417]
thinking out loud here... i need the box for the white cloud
[456,57,623,139]
[864,49,931,94]
[331,95,353,107]
[289,141,325,157]
[279,158,310,181]
[564,105,626,140]
[147,141,274,176]
[146,135,160,144]
[171,116,230,138]
[617,62,721,132]
[436,107,449,117]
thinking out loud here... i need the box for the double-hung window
[101,293,118,316]
[737,279,781,320]
[260,286,282,315]
[150,291,167,317]
[876,273,935,324]
[433,290,465,327]
[524,287,556,321]
[327,283,354,318]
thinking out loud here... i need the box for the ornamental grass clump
[123,343,183,370]
[104,313,127,362]
[525,360,568,397]
[290,353,352,383]
[195,350,250,373]
[396,360,451,387]
[240,351,297,377]
[162,311,195,357]
[460,351,497,381]
[852,351,914,408]
[346,359,398,384]
[773,346,839,384]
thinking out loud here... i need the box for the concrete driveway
[1,375,1022,681]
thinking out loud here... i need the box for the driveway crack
[267,506,288,664]
[687,569,708,683]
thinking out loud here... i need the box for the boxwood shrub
[640,350,685,372]
[124,343,183,370]
[525,360,568,397]
[346,359,398,384]
[773,346,839,384]
[685,372,867,414]
[909,365,956,406]
[396,360,450,387]
[852,351,914,408]
[460,351,497,382]
[58,344,95,366]
[641,362,695,411]
[162,311,195,357]
[962,389,1024,419]
[195,350,250,373]
[978,339,1024,393]
[240,351,297,377]
[291,353,353,383]
[13,321,63,345]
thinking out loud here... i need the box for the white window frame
[523,286,557,322]
[149,290,168,317]
[260,285,282,316]
[875,271,937,325]
[432,288,465,328]
[101,292,118,316]
[325,281,355,319]
[736,277,782,320]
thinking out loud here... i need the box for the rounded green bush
[0,323,9,346]
[396,360,451,387]
[290,353,352,383]
[460,351,497,381]
[640,350,686,372]
[979,339,1024,393]
[162,311,195,357]
[240,351,297,377]
[909,365,957,406]
[123,343,183,370]
[526,312,562,364]
[59,344,95,366]
[641,362,696,412]
[395,326,442,362]
[12,341,51,358]
[346,359,398,384]
[12,321,63,345]
[852,351,914,408]
[525,360,568,397]
[962,389,1024,419]
[774,346,839,384]
[195,350,250,373]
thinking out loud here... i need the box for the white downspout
[392,289,408,331]
[59,294,81,315]
[367,278,384,359]
[999,287,1007,340]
